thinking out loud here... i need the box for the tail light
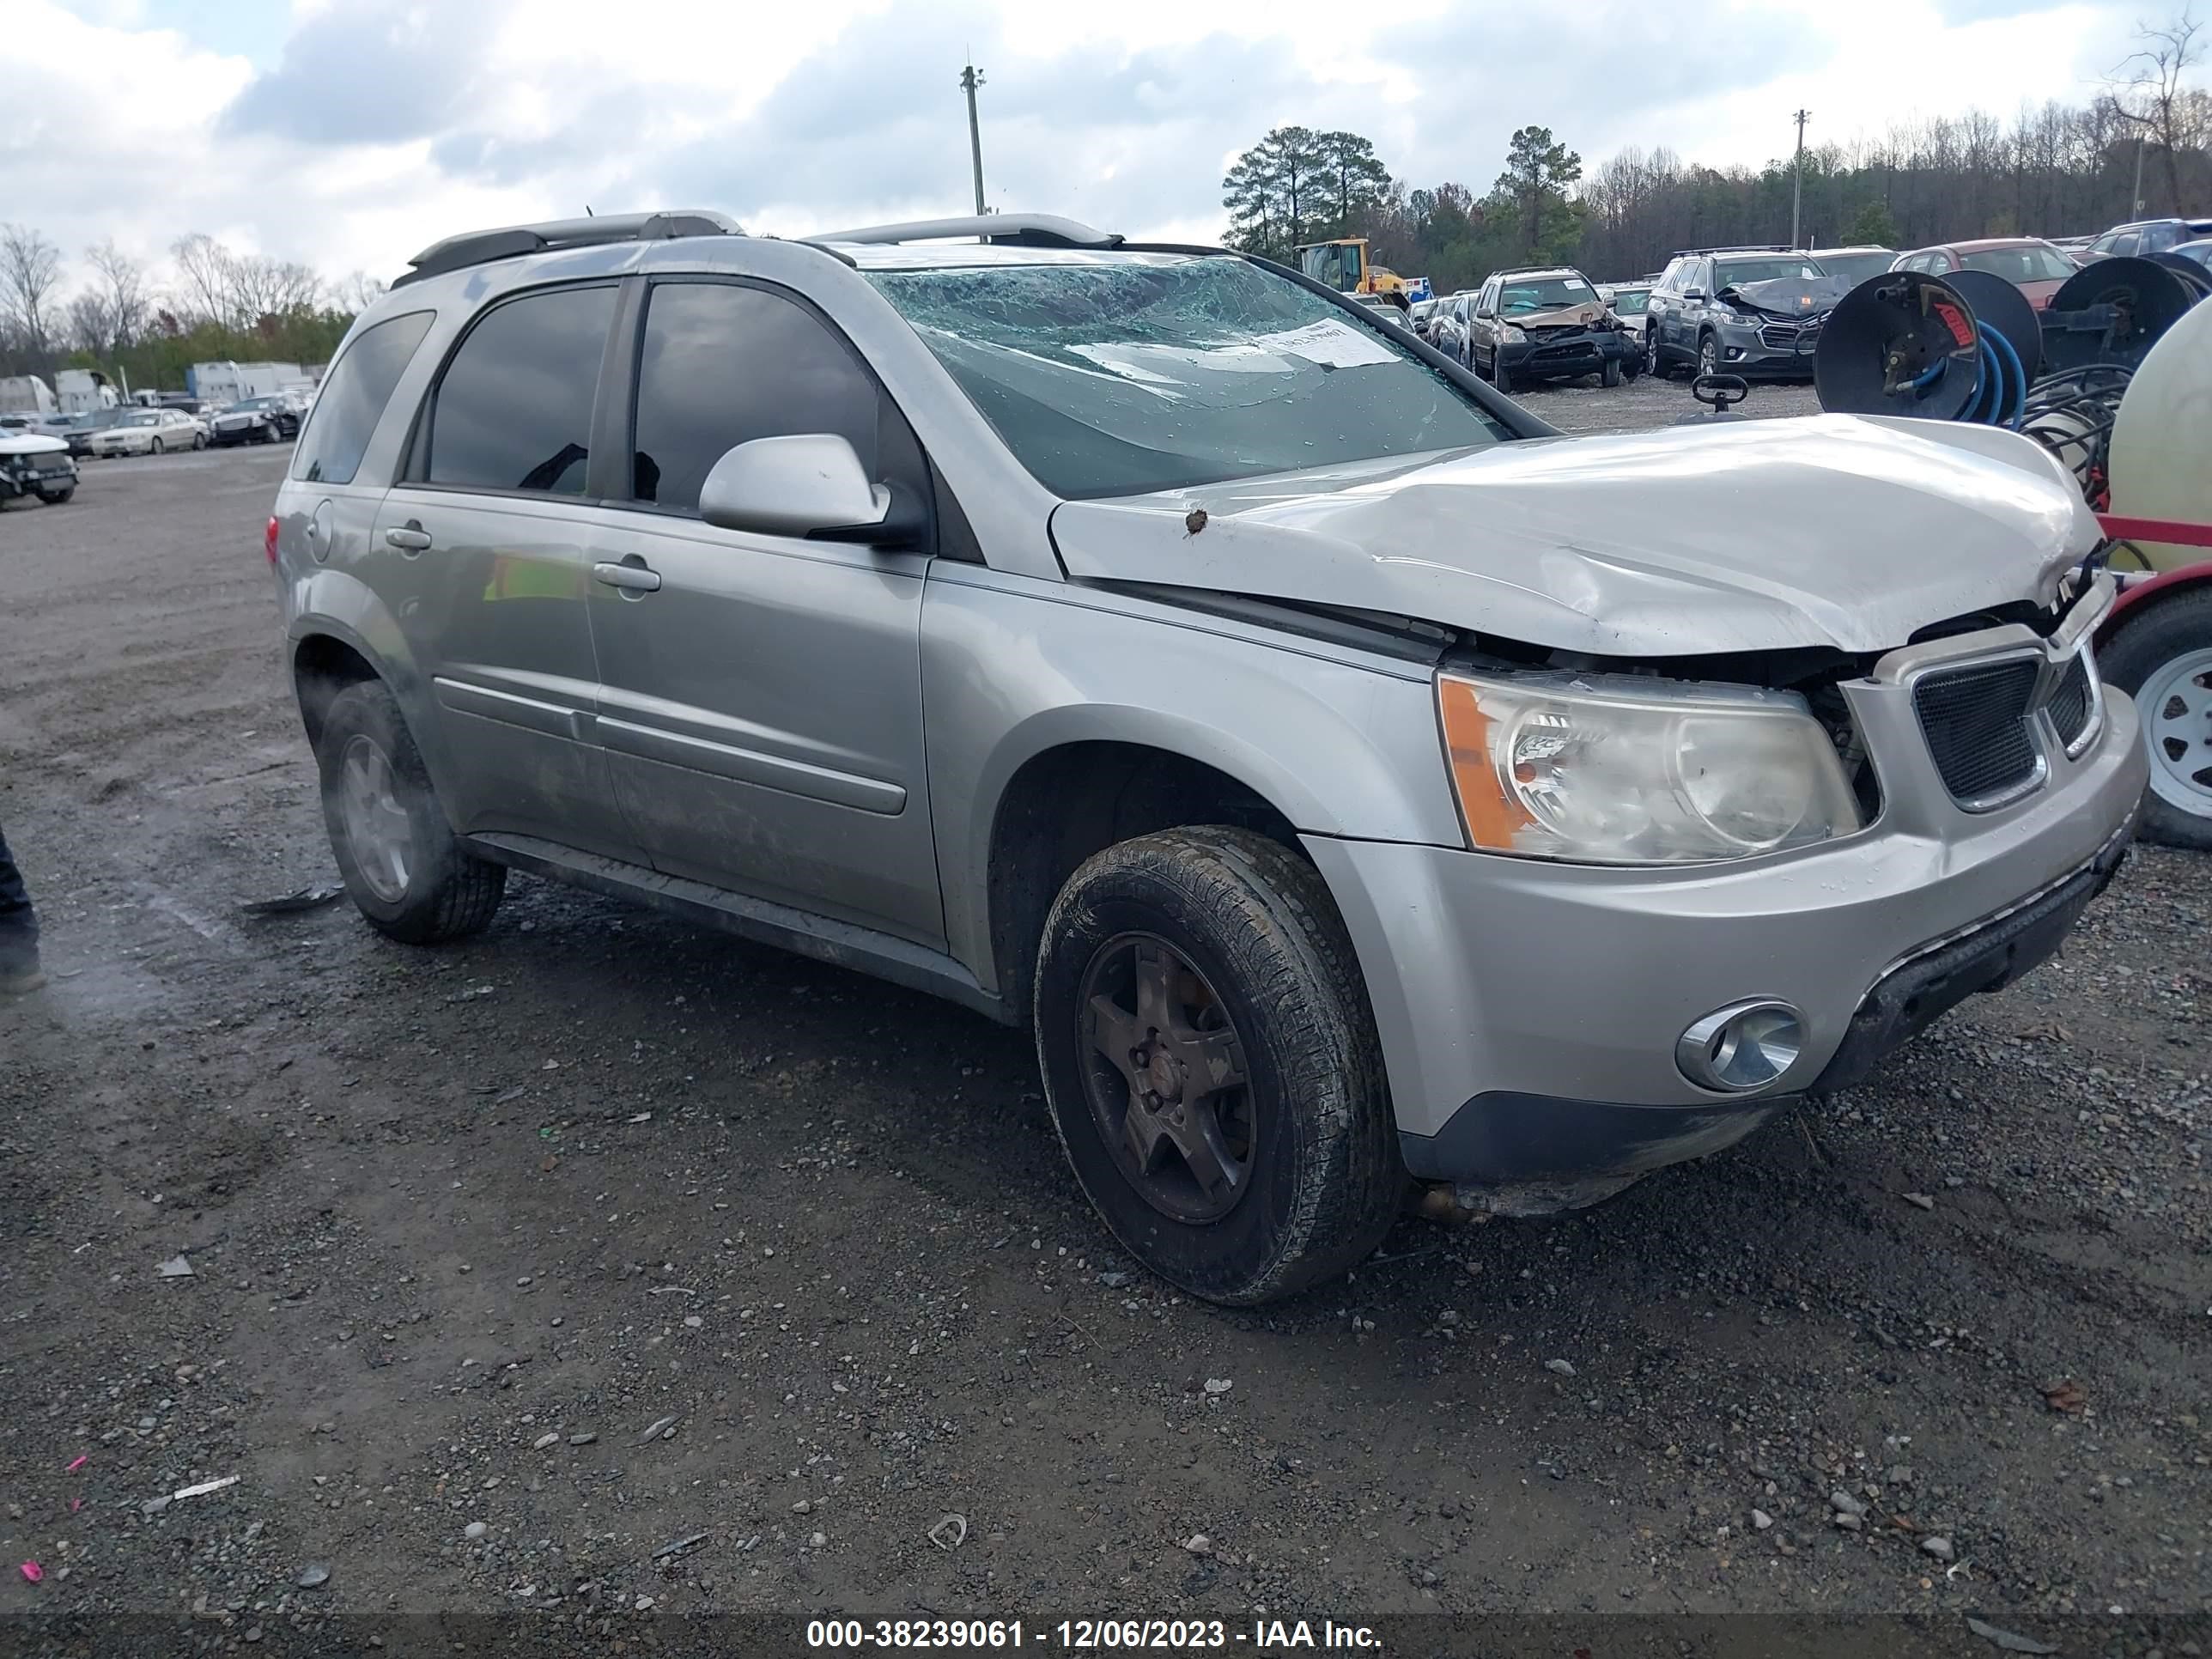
[264,515,280,564]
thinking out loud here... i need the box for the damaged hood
[1510,300,1607,330]
[1048,415,2099,657]
[1719,276,1855,319]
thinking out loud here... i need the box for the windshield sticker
[1250,319,1400,368]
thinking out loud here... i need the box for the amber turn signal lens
[1437,675,1531,852]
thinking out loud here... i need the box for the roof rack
[1490,264,1586,276]
[1670,244,1792,258]
[805,213,1122,249]
[392,210,743,289]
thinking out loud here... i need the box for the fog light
[1725,346,1747,361]
[1676,1000,1803,1092]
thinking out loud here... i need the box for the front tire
[35,489,73,505]
[2101,590,2212,849]
[150,437,164,454]
[1601,356,1624,388]
[1697,332,1721,380]
[1033,827,1402,1306]
[1492,357,1515,395]
[316,681,507,942]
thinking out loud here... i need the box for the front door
[582,277,944,945]
[373,282,635,856]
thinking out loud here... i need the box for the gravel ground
[0,404,2204,1654]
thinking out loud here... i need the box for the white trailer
[53,369,118,414]
[0,375,57,416]
[189,362,306,404]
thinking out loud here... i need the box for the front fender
[921,570,1465,992]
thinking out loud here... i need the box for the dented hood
[1048,415,2100,656]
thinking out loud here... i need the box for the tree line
[1224,12,2207,291]
[0,225,386,396]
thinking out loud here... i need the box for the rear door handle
[386,524,432,551]
[592,560,661,593]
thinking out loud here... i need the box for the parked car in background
[1891,238,2081,308]
[87,407,208,458]
[2048,234,2095,255]
[0,428,77,506]
[58,409,127,459]
[2079,218,2212,261]
[1429,289,1476,365]
[210,395,301,446]
[2164,238,2212,272]
[1644,247,1845,381]
[271,209,2144,1304]
[1804,246,1895,284]
[1463,265,1635,391]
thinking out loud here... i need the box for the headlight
[1437,669,1863,864]
[1719,307,1766,327]
[1498,324,1527,343]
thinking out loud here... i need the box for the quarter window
[292,309,434,486]
[629,282,883,515]
[425,286,615,495]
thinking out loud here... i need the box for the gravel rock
[1921,1535,1956,1561]
[1752,1510,1774,1530]
[464,1522,488,1541]
[1183,1534,1212,1555]
[1544,1358,1577,1377]
[532,1432,560,1450]
[568,1432,597,1446]
[1830,1490,1869,1516]
[296,1564,330,1589]
[637,1415,679,1443]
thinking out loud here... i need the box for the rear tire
[1033,827,1403,1306]
[316,681,507,942]
[2101,590,2212,850]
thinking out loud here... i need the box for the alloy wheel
[337,734,415,903]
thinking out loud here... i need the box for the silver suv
[271,210,2144,1305]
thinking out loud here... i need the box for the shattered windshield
[866,255,1510,500]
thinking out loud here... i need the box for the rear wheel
[1034,827,1403,1305]
[316,681,507,941]
[2102,589,2212,849]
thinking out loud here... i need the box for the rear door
[580,276,944,944]
[371,283,636,855]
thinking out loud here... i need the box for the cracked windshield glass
[867,254,1510,499]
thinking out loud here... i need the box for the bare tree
[2112,8,2205,214]
[85,240,150,350]
[228,253,322,324]
[336,270,390,313]
[0,223,64,355]
[66,290,118,358]
[170,232,233,327]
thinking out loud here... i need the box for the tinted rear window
[292,309,434,486]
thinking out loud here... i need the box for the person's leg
[0,819,43,994]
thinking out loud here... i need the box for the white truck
[53,369,118,415]
[188,361,305,405]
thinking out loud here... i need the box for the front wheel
[150,437,164,454]
[1601,356,1624,388]
[316,681,507,941]
[1492,357,1515,395]
[35,488,73,506]
[1697,332,1721,380]
[1034,827,1403,1306]
[2101,589,2212,849]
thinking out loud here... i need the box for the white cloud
[14,0,2203,307]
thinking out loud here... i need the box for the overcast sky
[21,0,2197,295]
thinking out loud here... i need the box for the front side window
[425,285,615,495]
[867,253,1512,501]
[293,308,434,486]
[629,282,881,514]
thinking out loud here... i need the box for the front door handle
[386,523,432,551]
[592,559,662,593]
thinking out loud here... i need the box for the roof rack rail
[1669,244,1792,258]
[392,210,743,289]
[1490,263,1586,276]
[805,213,1122,249]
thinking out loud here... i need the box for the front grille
[1913,658,2043,805]
[2045,651,2094,748]
[1757,316,1825,352]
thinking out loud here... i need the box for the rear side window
[425,285,615,495]
[291,309,433,486]
[629,281,883,515]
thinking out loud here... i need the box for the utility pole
[1790,109,1810,248]
[2130,132,2146,216]
[959,64,987,216]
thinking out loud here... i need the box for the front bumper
[210,425,263,445]
[1,458,76,495]
[1499,328,1636,380]
[1710,319,1821,379]
[1305,680,2146,1188]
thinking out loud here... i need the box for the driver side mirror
[698,433,913,546]
[1683,287,1708,302]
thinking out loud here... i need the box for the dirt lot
[1,385,2206,1654]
